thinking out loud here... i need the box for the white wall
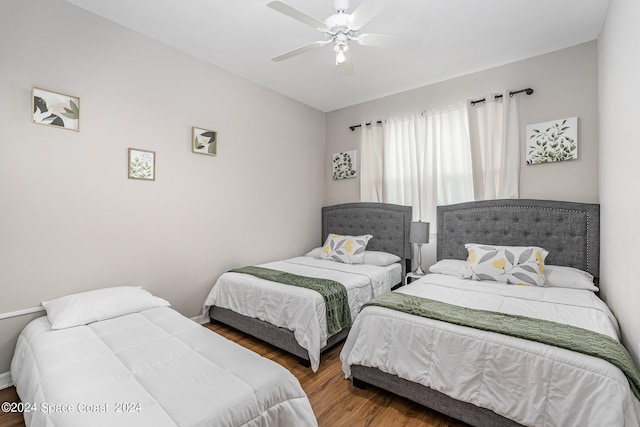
[0,0,325,373]
[598,0,640,367]
[325,42,599,206]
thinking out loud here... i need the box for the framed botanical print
[128,148,155,181]
[332,150,357,180]
[526,117,578,164]
[32,86,80,131]
[192,126,217,156]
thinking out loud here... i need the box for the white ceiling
[63,0,610,112]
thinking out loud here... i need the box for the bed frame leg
[298,357,311,368]
[352,377,367,389]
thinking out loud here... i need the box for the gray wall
[598,0,640,367]
[325,41,599,206]
[0,0,325,374]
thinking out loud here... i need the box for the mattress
[340,274,640,426]
[11,306,317,427]
[203,256,401,371]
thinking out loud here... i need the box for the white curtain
[467,91,520,199]
[359,104,474,223]
[382,114,424,216]
[358,96,519,271]
[425,106,475,215]
[359,122,384,202]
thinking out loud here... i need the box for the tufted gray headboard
[321,202,412,275]
[437,199,600,278]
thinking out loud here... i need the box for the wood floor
[0,322,468,427]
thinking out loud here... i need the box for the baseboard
[0,371,13,390]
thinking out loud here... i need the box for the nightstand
[404,272,426,286]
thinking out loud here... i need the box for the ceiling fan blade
[357,33,421,49]
[271,40,330,62]
[337,49,354,76]
[348,0,393,30]
[267,1,328,31]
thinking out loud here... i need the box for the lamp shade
[410,221,430,244]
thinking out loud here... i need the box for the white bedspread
[11,307,317,427]
[203,256,400,372]
[340,274,640,427]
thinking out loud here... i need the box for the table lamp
[410,221,430,275]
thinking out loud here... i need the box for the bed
[11,286,317,427]
[203,202,412,372]
[340,199,640,427]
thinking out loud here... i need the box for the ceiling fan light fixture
[334,43,348,64]
[268,0,412,73]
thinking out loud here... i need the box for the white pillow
[363,251,401,266]
[42,286,171,329]
[320,234,373,264]
[429,259,472,278]
[305,247,400,266]
[545,265,598,291]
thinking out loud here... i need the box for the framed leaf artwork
[128,148,155,181]
[32,86,80,131]
[192,126,217,156]
[526,117,578,164]
[332,150,357,180]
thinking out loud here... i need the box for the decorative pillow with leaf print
[465,243,549,286]
[321,234,373,264]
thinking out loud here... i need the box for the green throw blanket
[363,292,640,400]
[229,266,351,335]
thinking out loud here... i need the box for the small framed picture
[332,150,357,180]
[526,117,578,164]
[192,126,217,156]
[128,148,155,181]
[32,86,80,131]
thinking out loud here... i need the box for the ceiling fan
[267,0,420,75]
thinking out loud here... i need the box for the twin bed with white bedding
[11,287,317,427]
[340,199,640,426]
[204,202,412,371]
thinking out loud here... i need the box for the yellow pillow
[465,243,548,286]
[322,234,372,264]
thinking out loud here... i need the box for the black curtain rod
[349,87,534,131]
[349,120,383,132]
[469,87,534,106]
